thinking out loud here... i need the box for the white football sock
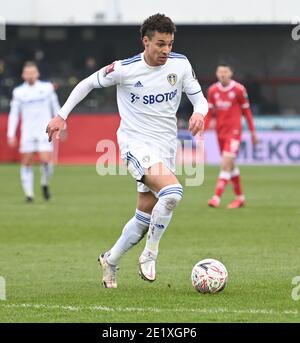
[142,184,183,258]
[107,209,151,266]
[40,163,53,186]
[20,165,34,198]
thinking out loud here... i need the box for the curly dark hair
[140,13,176,39]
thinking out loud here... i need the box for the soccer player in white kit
[47,14,208,288]
[7,62,60,202]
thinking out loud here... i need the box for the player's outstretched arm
[46,62,120,142]
[46,73,98,142]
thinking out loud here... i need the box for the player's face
[216,66,233,86]
[22,66,40,85]
[143,31,174,66]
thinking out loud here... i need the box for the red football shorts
[218,136,241,158]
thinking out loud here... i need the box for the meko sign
[203,131,300,165]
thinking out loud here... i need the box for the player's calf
[139,183,183,282]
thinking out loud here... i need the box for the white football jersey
[7,80,60,141]
[89,52,207,156]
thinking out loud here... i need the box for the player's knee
[159,184,183,211]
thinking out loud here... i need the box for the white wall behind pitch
[1,0,300,24]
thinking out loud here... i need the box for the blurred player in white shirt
[7,62,60,202]
[47,14,208,288]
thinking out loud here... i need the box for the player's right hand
[46,115,66,142]
[7,137,17,148]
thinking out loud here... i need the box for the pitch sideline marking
[0,303,298,316]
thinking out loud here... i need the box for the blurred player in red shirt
[205,63,258,208]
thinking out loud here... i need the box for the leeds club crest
[167,73,177,86]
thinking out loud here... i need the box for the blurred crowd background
[1,0,300,127]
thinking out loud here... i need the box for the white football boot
[98,252,118,289]
[139,252,156,282]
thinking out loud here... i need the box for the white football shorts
[120,141,176,194]
[20,136,53,154]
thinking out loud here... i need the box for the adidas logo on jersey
[134,81,143,87]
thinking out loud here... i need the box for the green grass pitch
[0,164,299,323]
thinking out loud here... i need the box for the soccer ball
[191,258,228,294]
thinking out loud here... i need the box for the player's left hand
[189,113,205,136]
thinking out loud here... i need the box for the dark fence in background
[1,24,299,116]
